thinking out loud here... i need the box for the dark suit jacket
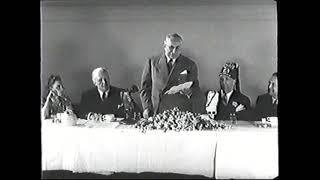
[79,86,139,119]
[254,93,278,120]
[140,54,206,114]
[215,90,252,121]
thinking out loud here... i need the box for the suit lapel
[166,55,184,86]
[267,94,273,106]
[228,90,237,106]
[157,54,169,76]
[268,94,278,108]
[94,88,103,103]
[154,54,169,87]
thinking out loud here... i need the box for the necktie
[167,59,173,74]
[102,92,106,101]
[222,93,228,106]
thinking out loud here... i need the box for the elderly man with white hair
[79,67,139,119]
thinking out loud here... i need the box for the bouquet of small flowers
[134,107,231,133]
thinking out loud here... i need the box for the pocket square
[180,70,188,74]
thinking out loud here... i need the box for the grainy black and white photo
[41,0,278,179]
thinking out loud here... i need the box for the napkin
[206,90,219,114]
[180,70,188,74]
[164,81,193,95]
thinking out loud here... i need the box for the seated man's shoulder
[149,54,163,62]
[110,85,123,92]
[258,93,271,99]
[234,91,251,103]
[180,55,196,65]
[82,87,97,96]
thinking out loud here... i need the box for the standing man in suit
[255,72,278,120]
[79,67,139,119]
[140,33,206,118]
[215,62,252,121]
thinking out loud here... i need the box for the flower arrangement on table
[134,107,231,133]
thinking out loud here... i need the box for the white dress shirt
[165,55,178,64]
[272,97,278,104]
[98,89,109,100]
[221,90,233,104]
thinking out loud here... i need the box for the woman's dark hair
[47,75,62,90]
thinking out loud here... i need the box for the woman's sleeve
[65,96,74,110]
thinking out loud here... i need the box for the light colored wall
[41,0,277,108]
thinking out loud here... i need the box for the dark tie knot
[222,93,228,105]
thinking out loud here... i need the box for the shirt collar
[272,96,278,104]
[98,88,109,99]
[221,89,234,102]
[165,55,179,64]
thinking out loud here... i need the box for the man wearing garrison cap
[214,62,252,121]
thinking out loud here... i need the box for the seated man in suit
[79,67,140,119]
[140,33,206,118]
[255,72,278,120]
[207,62,252,121]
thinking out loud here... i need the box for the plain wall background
[41,0,277,108]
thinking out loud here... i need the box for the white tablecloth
[42,121,217,177]
[41,120,278,178]
[215,121,278,179]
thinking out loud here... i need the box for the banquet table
[41,119,278,179]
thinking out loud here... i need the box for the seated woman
[41,75,74,120]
